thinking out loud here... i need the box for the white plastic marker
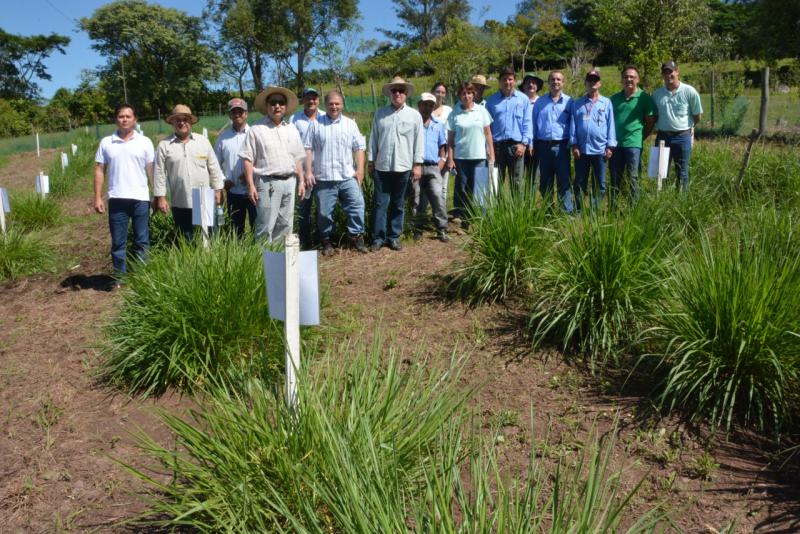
[263,236,321,410]
[0,187,10,234]
[71,144,77,156]
[202,127,208,138]
[35,173,50,197]
[35,132,40,158]
[648,141,670,192]
[191,186,215,247]
[60,152,69,171]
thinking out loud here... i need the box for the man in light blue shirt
[367,75,424,252]
[291,87,325,249]
[304,90,367,255]
[570,70,616,212]
[214,98,252,237]
[485,66,532,192]
[532,70,574,213]
[412,92,449,242]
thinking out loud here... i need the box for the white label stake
[35,173,50,196]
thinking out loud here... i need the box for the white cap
[418,92,436,103]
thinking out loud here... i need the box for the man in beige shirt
[239,86,306,242]
[154,104,224,241]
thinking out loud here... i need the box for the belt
[535,139,568,145]
[259,173,295,180]
[423,160,439,166]
[660,129,691,136]
[496,139,522,145]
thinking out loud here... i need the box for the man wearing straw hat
[367,75,424,252]
[469,74,489,107]
[239,86,306,243]
[154,104,224,241]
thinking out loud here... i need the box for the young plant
[9,192,61,231]
[0,227,53,280]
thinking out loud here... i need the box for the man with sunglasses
[239,86,306,243]
[214,98,252,236]
[367,75,424,252]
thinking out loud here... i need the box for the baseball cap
[227,98,248,111]
[418,92,436,104]
[301,87,319,97]
[585,70,601,81]
[661,61,678,72]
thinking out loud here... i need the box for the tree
[381,0,472,48]
[80,0,220,115]
[508,0,576,68]
[0,29,70,100]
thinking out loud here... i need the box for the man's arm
[93,163,106,213]
[446,130,456,171]
[242,159,258,205]
[153,142,170,213]
[354,150,365,186]
[643,116,656,140]
[304,148,316,187]
[692,114,701,127]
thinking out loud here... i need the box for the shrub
[101,237,288,396]
[9,192,61,231]
[646,209,800,433]
[0,227,53,280]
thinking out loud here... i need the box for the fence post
[710,70,716,128]
[284,234,301,411]
[371,81,377,111]
[759,67,769,135]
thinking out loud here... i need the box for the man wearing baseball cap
[290,87,325,249]
[214,98,253,236]
[412,92,449,242]
[652,60,703,191]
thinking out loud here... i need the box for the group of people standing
[92,60,702,280]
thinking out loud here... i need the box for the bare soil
[1,151,799,532]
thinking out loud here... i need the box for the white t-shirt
[94,130,155,201]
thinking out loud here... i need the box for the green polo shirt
[652,82,703,132]
[610,89,656,148]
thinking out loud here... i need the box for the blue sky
[0,0,517,98]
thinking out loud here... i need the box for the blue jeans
[655,131,692,191]
[298,189,314,246]
[227,192,256,237]
[108,198,149,275]
[315,179,365,240]
[610,147,642,207]
[372,170,410,244]
[574,154,607,213]
[535,140,574,213]
[453,159,485,220]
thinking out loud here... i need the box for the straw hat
[469,74,489,88]
[382,75,415,98]
[165,104,198,125]
[254,86,299,115]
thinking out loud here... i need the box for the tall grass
[48,134,98,198]
[101,237,286,396]
[0,227,53,280]
[8,192,61,231]
[119,341,662,532]
[450,185,555,305]
[646,209,800,433]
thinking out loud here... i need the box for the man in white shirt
[214,98,252,236]
[94,103,154,282]
[290,87,325,249]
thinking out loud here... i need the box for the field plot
[1,138,800,532]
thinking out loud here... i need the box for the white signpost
[71,144,78,156]
[648,141,670,191]
[202,127,209,138]
[0,188,10,234]
[35,132,40,158]
[263,235,320,411]
[60,152,69,171]
[191,186,215,247]
[35,173,50,197]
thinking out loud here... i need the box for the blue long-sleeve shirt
[569,95,616,155]
[485,90,532,145]
[532,93,572,142]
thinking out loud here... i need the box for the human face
[325,94,343,120]
[622,69,639,92]
[266,96,287,123]
[548,73,564,95]
[229,108,248,130]
[390,86,407,108]
[171,116,192,138]
[662,67,679,88]
[585,76,601,94]
[500,74,516,95]
[303,92,319,113]
[459,89,474,108]
[417,100,434,119]
[115,107,136,134]
[523,79,539,99]
[433,85,446,105]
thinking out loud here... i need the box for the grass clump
[450,185,554,305]
[48,134,98,198]
[102,236,285,396]
[646,209,800,433]
[9,192,61,231]
[0,227,53,281]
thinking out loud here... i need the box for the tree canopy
[0,29,69,100]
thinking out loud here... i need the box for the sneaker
[388,239,402,251]
[451,216,462,225]
[460,220,470,231]
[369,241,383,252]
[437,230,450,242]
[350,234,368,253]
[412,230,423,241]
[320,239,334,256]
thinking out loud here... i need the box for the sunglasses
[390,88,406,94]
[267,99,287,106]
[174,118,191,124]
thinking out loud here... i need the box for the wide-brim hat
[469,74,489,88]
[254,86,299,115]
[382,75,415,98]
[519,74,544,92]
[165,104,198,125]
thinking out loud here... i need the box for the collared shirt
[368,104,425,172]
[154,133,224,209]
[569,94,617,155]
[446,104,493,159]
[304,114,366,182]
[214,124,249,195]
[422,117,447,162]
[485,89,532,145]
[95,130,154,202]
[610,89,656,148]
[239,120,305,177]
[290,109,326,142]
[653,82,703,132]
[532,92,572,141]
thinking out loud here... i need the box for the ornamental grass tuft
[9,192,61,232]
[0,227,53,280]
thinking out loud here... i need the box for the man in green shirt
[609,65,656,206]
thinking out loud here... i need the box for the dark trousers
[227,192,257,237]
[494,140,525,192]
[108,198,149,275]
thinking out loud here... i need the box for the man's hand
[248,184,259,205]
[572,146,581,160]
[447,156,456,172]
[224,180,234,191]
[527,146,534,157]
[94,197,105,214]
[437,159,445,174]
[297,179,305,199]
[355,169,364,186]
[514,143,525,158]
[412,164,422,181]
[214,189,223,205]
[305,171,316,189]
[156,196,169,213]
[367,162,375,177]
[604,148,613,161]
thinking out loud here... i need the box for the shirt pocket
[195,155,208,171]
[398,120,416,138]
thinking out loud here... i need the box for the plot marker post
[284,234,301,412]
[657,140,667,192]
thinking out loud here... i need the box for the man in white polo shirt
[214,97,252,237]
[94,103,155,282]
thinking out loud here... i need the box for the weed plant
[0,227,53,280]
[120,341,661,532]
[529,211,669,371]
[646,209,800,433]
[9,192,61,231]
[451,185,554,305]
[102,236,286,396]
[48,134,97,198]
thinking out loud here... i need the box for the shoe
[350,234,368,253]
[369,241,383,252]
[437,230,450,242]
[451,216,462,225]
[412,230,423,241]
[460,220,470,230]
[388,239,402,251]
[320,239,334,256]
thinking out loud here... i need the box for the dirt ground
[1,149,799,532]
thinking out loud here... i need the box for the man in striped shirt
[304,90,368,255]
